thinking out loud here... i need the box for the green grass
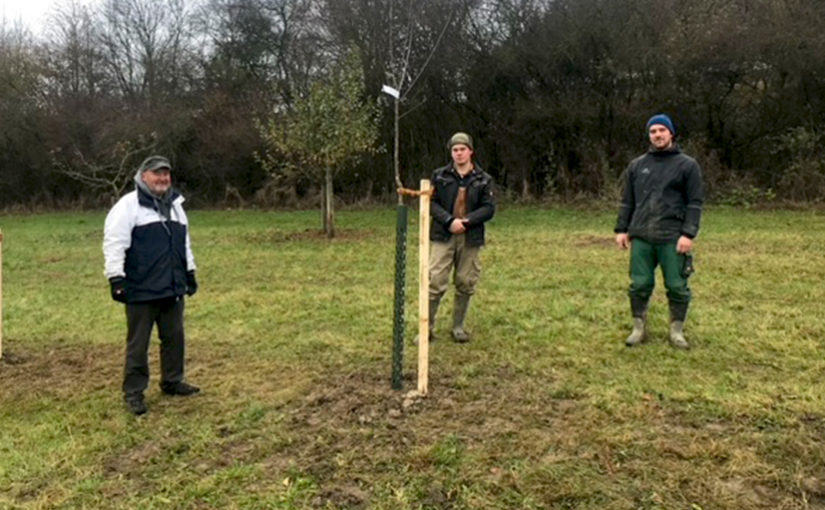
[1,206,824,509]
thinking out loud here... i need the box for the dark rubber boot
[451,293,471,343]
[668,301,689,322]
[630,296,649,319]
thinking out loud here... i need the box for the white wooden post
[417,180,431,394]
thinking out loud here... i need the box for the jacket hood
[134,169,180,202]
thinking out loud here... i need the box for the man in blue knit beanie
[614,114,704,349]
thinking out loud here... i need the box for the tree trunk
[320,180,327,231]
[324,167,335,238]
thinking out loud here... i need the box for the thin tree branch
[402,8,454,99]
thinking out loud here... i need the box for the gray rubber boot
[626,296,648,347]
[413,298,441,345]
[451,293,472,343]
[669,320,689,349]
[625,317,647,347]
[668,301,689,349]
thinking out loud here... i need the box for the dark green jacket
[430,163,495,247]
[614,145,704,243]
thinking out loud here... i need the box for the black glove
[109,277,127,303]
[186,271,198,297]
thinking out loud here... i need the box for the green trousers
[628,239,691,320]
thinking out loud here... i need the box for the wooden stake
[0,229,4,360]
[417,180,431,394]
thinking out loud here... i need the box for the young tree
[257,51,379,237]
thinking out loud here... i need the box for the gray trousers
[429,234,483,300]
[123,297,186,397]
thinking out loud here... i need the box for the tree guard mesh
[391,205,407,390]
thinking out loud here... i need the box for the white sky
[1,0,60,34]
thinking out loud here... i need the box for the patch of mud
[799,412,825,435]
[103,442,162,477]
[721,479,790,508]
[272,366,590,494]
[312,486,367,509]
[0,343,119,400]
[0,349,28,365]
[290,371,414,434]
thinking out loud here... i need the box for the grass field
[1,206,824,509]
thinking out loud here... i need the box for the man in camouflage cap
[422,132,495,343]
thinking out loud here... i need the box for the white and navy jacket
[103,187,196,303]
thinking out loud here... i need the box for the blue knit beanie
[646,114,675,136]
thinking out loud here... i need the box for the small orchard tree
[257,51,380,237]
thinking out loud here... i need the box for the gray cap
[447,132,473,150]
[138,155,172,173]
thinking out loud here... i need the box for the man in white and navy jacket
[103,155,200,415]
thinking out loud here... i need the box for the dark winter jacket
[614,145,704,243]
[430,163,495,247]
[103,186,196,303]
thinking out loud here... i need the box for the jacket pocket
[468,178,487,205]
[435,175,453,187]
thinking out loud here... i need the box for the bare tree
[0,20,52,206]
[98,0,193,104]
[52,133,159,204]
[42,0,104,101]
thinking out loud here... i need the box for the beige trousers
[429,234,482,300]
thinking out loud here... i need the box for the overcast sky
[1,0,60,34]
